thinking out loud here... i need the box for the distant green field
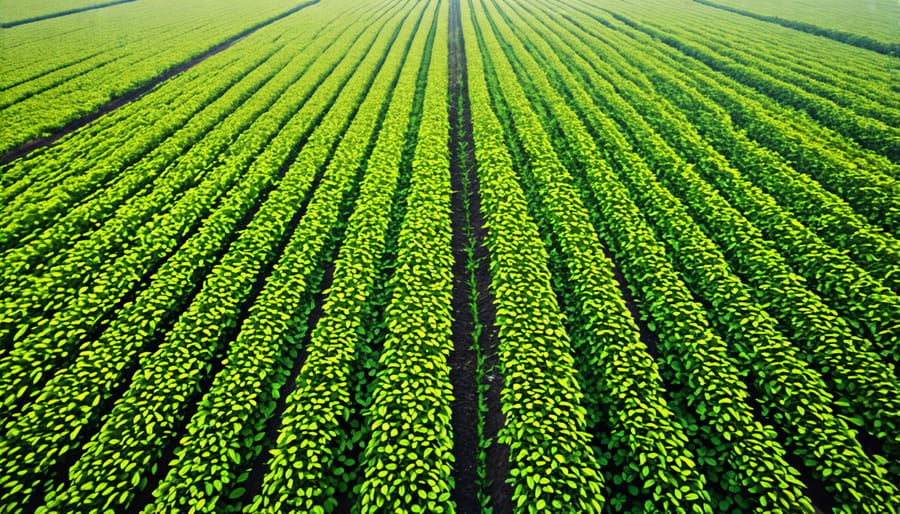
[704,0,899,44]
[0,0,133,25]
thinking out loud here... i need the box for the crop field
[0,0,898,512]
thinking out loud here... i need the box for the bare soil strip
[448,1,510,511]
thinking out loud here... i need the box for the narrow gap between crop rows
[447,5,484,514]
[448,0,509,512]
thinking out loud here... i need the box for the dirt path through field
[448,0,510,511]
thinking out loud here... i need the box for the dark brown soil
[449,0,510,512]
[448,6,484,513]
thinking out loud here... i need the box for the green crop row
[0,24,201,111]
[487,1,820,511]
[0,0,133,27]
[354,7,457,513]
[12,5,413,513]
[562,17,900,293]
[0,8,364,255]
[0,0,325,155]
[594,49,900,297]
[34,8,412,513]
[566,1,900,235]
[0,1,397,510]
[555,1,900,360]
[664,16,900,128]
[462,0,609,510]
[143,3,429,512]
[685,18,900,114]
[691,0,900,56]
[525,1,900,510]
[0,44,252,233]
[539,1,900,443]
[0,6,381,415]
[0,16,330,287]
[0,2,369,334]
[630,16,900,160]
[471,1,717,512]
[596,65,900,461]
[579,0,900,171]
[246,5,433,512]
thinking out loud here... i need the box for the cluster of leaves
[142,4,428,512]
[244,3,439,513]
[462,1,610,511]
[521,1,900,510]
[0,0,327,154]
[7,4,405,512]
[471,1,717,512]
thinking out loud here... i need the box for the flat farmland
[1,0,898,512]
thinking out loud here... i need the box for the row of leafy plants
[556,1,900,361]
[0,40,258,238]
[0,1,376,331]
[534,1,900,451]
[461,0,612,510]
[0,0,326,154]
[244,5,435,509]
[0,6,382,418]
[596,53,900,463]
[470,1,719,512]
[0,18,330,308]
[565,0,900,235]
[0,5,364,254]
[142,3,432,512]
[482,0,825,511]
[627,11,900,160]
[513,0,900,510]
[354,7,459,512]
[665,16,900,127]
[551,8,900,295]
[0,1,410,511]
[574,0,900,173]
[33,3,416,510]
[691,0,900,57]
